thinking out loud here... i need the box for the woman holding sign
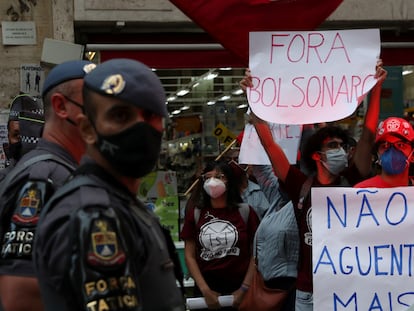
[241,61,387,311]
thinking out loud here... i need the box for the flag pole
[183,138,238,196]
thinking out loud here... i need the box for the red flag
[169,0,344,66]
[236,130,245,146]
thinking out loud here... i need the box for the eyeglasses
[201,173,226,181]
[322,141,348,151]
[378,140,412,153]
[60,94,83,110]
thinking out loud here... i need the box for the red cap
[376,117,414,143]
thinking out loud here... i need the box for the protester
[34,58,185,311]
[229,159,270,219]
[354,117,414,187]
[181,160,259,310]
[0,59,95,311]
[250,165,299,311]
[240,60,387,310]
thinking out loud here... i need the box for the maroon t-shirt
[180,205,259,292]
[280,164,362,292]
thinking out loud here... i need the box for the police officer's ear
[50,93,69,120]
[78,114,97,145]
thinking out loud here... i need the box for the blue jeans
[295,289,313,311]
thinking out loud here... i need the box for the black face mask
[95,122,162,178]
[3,141,22,162]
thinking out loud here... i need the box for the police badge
[12,181,46,225]
[87,219,126,266]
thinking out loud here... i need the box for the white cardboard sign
[238,122,301,165]
[312,187,414,311]
[248,29,380,124]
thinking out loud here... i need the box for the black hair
[302,125,349,173]
[348,136,357,148]
[199,160,243,210]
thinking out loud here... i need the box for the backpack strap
[194,207,201,224]
[40,175,101,218]
[298,176,313,210]
[0,154,76,199]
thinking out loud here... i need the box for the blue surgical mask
[321,148,348,176]
[379,146,408,175]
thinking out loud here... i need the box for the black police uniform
[0,139,77,276]
[34,158,185,311]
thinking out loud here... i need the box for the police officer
[34,59,185,311]
[1,94,43,170]
[0,59,95,311]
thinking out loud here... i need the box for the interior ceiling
[155,67,247,116]
[77,26,249,117]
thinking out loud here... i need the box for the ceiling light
[177,89,190,96]
[207,101,216,105]
[219,95,231,101]
[203,73,218,80]
[115,21,125,28]
[232,88,244,95]
[172,110,181,115]
[192,82,200,88]
[237,103,248,109]
[167,96,177,101]
[403,70,413,76]
[220,67,232,71]
[180,105,190,110]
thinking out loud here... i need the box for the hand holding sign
[247,29,381,125]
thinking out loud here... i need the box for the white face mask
[320,147,348,176]
[203,177,227,198]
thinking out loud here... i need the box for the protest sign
[248,29,380,124]
[312,187,414,310]
[238,122,301,165]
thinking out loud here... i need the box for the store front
[78,29,414,195]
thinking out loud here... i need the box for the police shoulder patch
[87,218,126,267]
[12,181,46,225]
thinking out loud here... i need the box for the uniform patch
[101,74,125,95]
[12,183,42,225]
[88,219,126,266]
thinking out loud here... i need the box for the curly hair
[302,126,349,174]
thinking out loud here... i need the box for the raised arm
[241,69,291,183]
[249,112,291,183]
[353,60,387,177]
